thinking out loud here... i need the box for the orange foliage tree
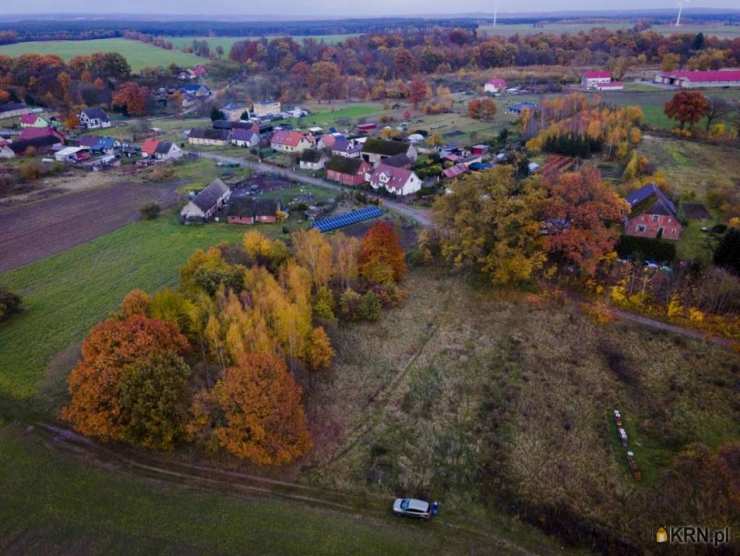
[61,314,190,448]
[193,353,312,465]
[664,90,710,130]
[112,81,150,116]
[359,221,406,285]
[542,165,628,275]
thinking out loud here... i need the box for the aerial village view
[0,0,738,554]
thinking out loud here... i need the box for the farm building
[78,135,119,153]
[368,163,422,196]
[356,122,377,134]
[271,130,314,153]
[484,78,507,95]
[229,128,260,148]
[227,198,280,225]
[362,138,417,166]
[581,71,612,89]
[253,100,281,117]
[326,156,370,186]
[299,149,328,170]
[442,163,469,179]
[9,135,62,156]
[624,184,682,241]
[180,178,231,223]
[188,128,229,146]
[654,70,740,88]
[79,108,111,129]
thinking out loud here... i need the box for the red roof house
[368,163,423,196]
[270,130,314,153]
[484,78,507,94]
[18,126,64,143]
[141,138,160,157]
[654,70,740,88]
[325,156,369,186]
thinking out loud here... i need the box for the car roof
[404,498,430,512]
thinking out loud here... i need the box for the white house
[229,128,260,148]
[188,128,230,146]
[368,163,422,196]
[299,149,328,171]
[180,178,231,222]
[271,130,314,153]
[153,141,183,161]
[54,146,90,163]
[79,108,111,129]
[0,140,15,159]
[484,78,507,95]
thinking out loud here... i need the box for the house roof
[271,129,309,147]
[362,138,410,156]
[228,198,279,217]
[442,163,469,179]
[300,149,324,163]
[189,128,229,141]
[193,178,230,212]
[229,128,258,142]
[332,137,362,154]
[661,70,740,83]
[141,138,160,156]
[214,120,257,130]
[626,184,677,218]
[320,134,339,148]
[582,70,611,79]
[20,113,44,124]
[326,155,366,174]
[155,141,174,154]
[81,107,110,121]
[369,163,416,192]
[383,153,413,168]
[19,127,63,142]
[486,78,507,87]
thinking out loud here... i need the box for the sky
[1,0,738,17]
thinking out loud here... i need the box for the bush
[0,288,21,321]
[714,228,740,275]
[616,235,676,263]
[140,202,161,220]
[146,165,175,182]
[358,291,382,322]
[338,288,362,321]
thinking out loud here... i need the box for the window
[637,224,646,232]
[652,215,658,222]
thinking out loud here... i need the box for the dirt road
[193,151,434,227]
[0,182,180,273]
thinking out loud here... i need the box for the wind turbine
[675,0,690,27]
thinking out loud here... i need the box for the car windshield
[400,499,410,510]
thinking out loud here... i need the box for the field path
[0,181,180,273]
[35,423,539,556]
[192,151,433,227]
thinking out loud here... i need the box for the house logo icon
[656,527,668,543]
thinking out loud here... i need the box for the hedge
[616,235,676,263]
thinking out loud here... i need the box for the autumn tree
[61,315,191,448]
[120,289,151,318]
[542,165,628,275]
[433,166,546,285]
[292,229,333,288]
[665,90,710,130]
[329,232,360,289]
[0,89,9,103]
[191,353,312,465]
[305,326,334,371]
[112,81,150,116]
[359,221,407,285]
[467,97,497,121]
[409,76,428,109]
[704,97,732,131]
[307,61,343,101]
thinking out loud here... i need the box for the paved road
[193,151,433,227]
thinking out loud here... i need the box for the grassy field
[0,424,475,556]
[168,34,359,56]
[0,39,205,71]
[479,22,740,39]
[307,269,740,550]
[0,214,279,404]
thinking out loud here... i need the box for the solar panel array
[313,206,384,233]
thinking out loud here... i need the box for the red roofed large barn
[654,70,740,89]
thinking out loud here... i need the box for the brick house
[624,184,682,241]
[325,156,370,186]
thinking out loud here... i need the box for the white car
[392,498,432,519]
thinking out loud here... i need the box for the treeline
[228,28,740,79]
[62,224,408,463]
